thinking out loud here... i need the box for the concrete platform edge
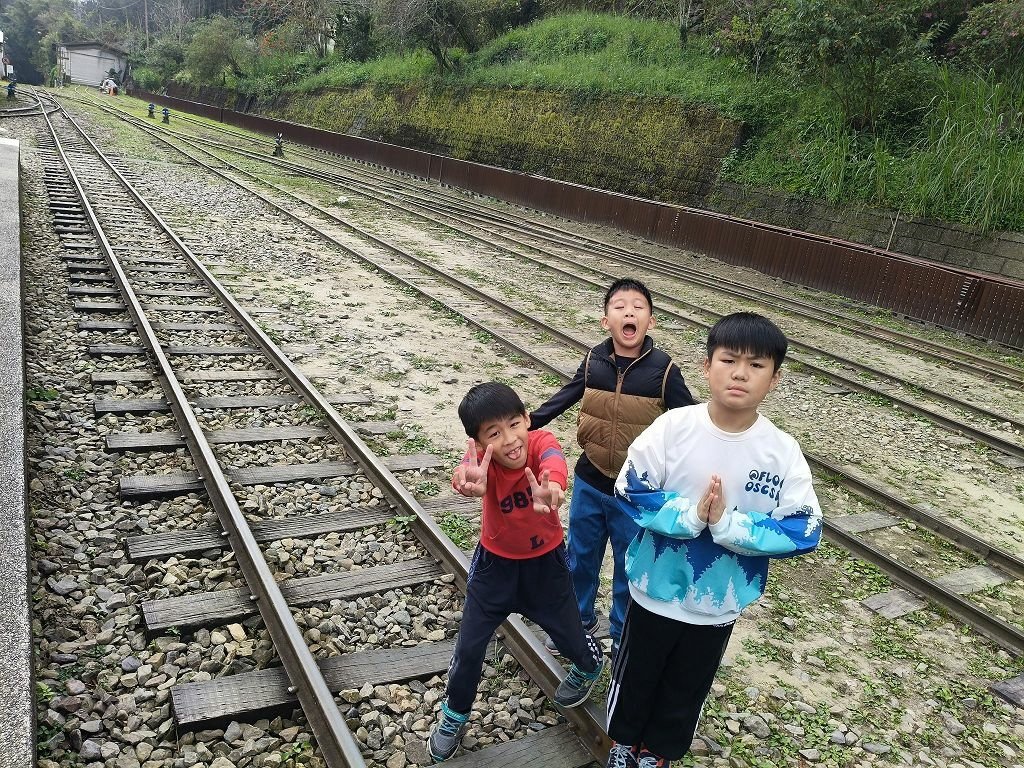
[0,136,35,768]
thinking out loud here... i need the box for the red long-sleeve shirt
[453,430,568,559]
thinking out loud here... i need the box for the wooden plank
[91,369,283,384]
[67,262,108,271]
[74,301,127,312]
[831,511,899,534]
[120,453,444,498]
[355,421,402,435]
[69,273,112,282]
[172,640,455,725]
[80,321,240,332]
[443,724,592,768]
[69,286,119,296]
[126,505,394,560]
[107,425,330,450]
[95,392,371,414]
[89,344,261,357]
[135,289,213,298]
[143,558,443,631]
[933,565,1010,595]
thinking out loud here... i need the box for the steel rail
[824,522,1024,655]
[122,119,1024,454]
[51,93,614,763]
[157,109,1024,389]
[67,89,1024,702]
[122,107,1024,580]
[41,96,368,768]
[83,96,1024,391]
[140,113,1024,658]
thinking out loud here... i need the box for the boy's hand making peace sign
[453,439,492,497]
[525,467,565,515]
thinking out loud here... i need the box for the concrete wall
[0,137,34,768]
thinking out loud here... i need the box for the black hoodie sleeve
[665,363,698,409]
[529,356,587,429]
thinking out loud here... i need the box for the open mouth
[622,323,637,339]
[506,445,524,462]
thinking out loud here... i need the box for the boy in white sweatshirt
[605,312,823,768]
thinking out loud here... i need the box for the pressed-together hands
[697,474,726,525]
[453,439,493,497]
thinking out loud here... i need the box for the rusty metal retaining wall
[142,90,1024,350]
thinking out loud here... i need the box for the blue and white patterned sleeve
[615,416,706,540]
[709,454,822,557]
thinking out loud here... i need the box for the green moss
[271,84,741,206]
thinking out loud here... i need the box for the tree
[244,0,345,56]
[950,0,1024,76]
[371,0,512,70]
[185,14,250,81]
[0,0,86,83]
[772,0,929,131]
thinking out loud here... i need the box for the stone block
[969,255,1007,276]
[943,246,977,268]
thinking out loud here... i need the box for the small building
[58,42,128,87]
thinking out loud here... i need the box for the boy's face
[602,289,654,357]
[475,412,531,469]
[703,347,781,413]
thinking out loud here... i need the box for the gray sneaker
[427,702,468,762]
[543,616,600,655]
[553,654,606,707]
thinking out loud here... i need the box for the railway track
[30,91,611,767]
[18,90,1024,766]
[84,97,1024,462]
[53,91,1024,655]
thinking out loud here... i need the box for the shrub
[950,0,1024,76]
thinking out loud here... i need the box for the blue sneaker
[553,655,606,707]
[428,701,469,762]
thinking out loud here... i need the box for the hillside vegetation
[6,0,1022,232]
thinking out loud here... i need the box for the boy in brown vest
[530,278,695,657]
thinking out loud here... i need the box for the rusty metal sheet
[137,89,1024,350]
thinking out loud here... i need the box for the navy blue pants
[566,473,640,645]
[444,542,602,714]
[606,600,734,759]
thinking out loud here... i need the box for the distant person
[605,312,823,768]
[530,278,695,658]
[428,382,605,762]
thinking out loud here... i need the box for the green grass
[234,11,1024,232]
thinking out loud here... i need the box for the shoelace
[564,663,597,689]
[437,711,466,737]
[636,755,665,767]
[607,744,634,768]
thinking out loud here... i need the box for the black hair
[706,312,788,371]
[603,278,653,313]
[458,382,527,439]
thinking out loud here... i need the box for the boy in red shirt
[428,382,606,762]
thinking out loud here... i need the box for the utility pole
[144,0,150,46]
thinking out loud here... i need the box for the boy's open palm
[454,440,492,497]
[525,467,564,515]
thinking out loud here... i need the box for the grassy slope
[255,12,1023,233]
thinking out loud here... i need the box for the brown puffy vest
[577,349,672,478]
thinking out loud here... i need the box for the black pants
[606,600,734,759]
[445,542,602,714]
